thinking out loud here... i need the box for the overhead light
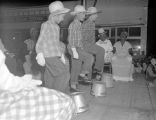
[137,45,141,49]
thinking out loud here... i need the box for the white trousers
[112,55,134,82]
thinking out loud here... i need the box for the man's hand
[60,54,66,64]
[36,53,45,66]
[71,47,79,59]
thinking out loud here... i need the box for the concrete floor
[73,73,156,120]
[7,56,156,120]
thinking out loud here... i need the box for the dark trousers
[44,57,70,93]
[84,44,105,72]
[68,46,93,85]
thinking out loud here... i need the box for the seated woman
[112,31,134,82]
[96,28,113,63]
[146,57,156,87]
[0,50,75,120]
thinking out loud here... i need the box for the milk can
[102,73,114,88]
[91,81,106,97]
[71,92,89,113]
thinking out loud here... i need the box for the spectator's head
[98,28,107,41]
[120,31,128,39]
[150,56,156,66]
[48,1,70,23]
[30,28,38,41]
[71,5,86,21]
[151,58,156,66]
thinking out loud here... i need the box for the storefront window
[127,39,141,49]
[129,27,141,36]
[111,28,115,37]
[117,27,128,36]
[105,29,110,37]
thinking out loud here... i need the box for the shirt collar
[98,39,108,43]
[47,20,59,29]
[74,19,82,24]
[119,41,126,46]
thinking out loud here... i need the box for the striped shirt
[68,19,83,48]
[36,20,61,58]
[82,19,95,46]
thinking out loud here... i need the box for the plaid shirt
[0,87,76,120]
[68,19,83,48]
[82,19,95,46]
[36,20,61,58]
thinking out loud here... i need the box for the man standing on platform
[36,1,70,93]
[68,5,94,90]
[82,7,105,79]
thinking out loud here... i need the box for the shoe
[70,88,79,93]
[79,79,92,86]
[70,84,80,92]
[85,79,92,83]
[148,83,155,87]
[96,74,101,81]
[93,69,102,74]
[71,84,77,89]
[79,75,88,81]
[93,72,102,81]
[78,75,92,85]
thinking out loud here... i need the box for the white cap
[98,28,106,34]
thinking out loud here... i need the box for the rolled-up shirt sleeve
[36,23,47,54]
[68,20,83,48]
[68,23,76,48]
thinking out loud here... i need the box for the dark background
[147,0,156,56]
[0,0,79,7]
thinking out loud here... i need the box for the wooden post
[81,0,87,9]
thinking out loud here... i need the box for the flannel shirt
[82,19,96,46]
[36,20,61,58]
[0,87,76,120]
[68,19,83,48]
